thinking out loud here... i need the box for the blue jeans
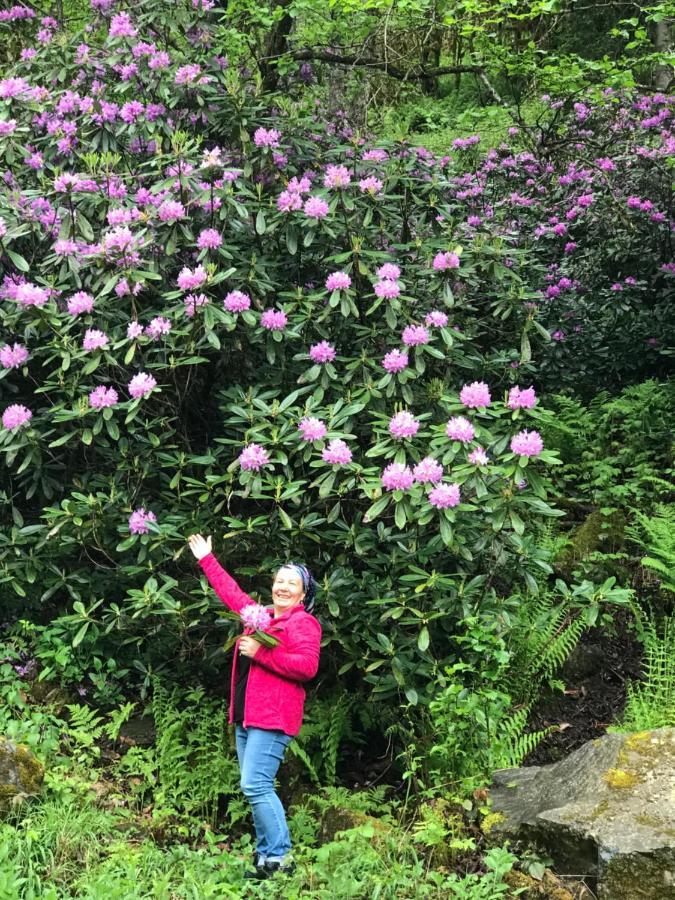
[235,725,293,863]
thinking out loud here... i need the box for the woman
[187,533,321,880]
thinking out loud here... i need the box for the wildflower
[83,329,109,351]
[224,290,251,313]
[321,439,352,465]
[128,508,157,534]
[382,463,414,491]
[388,411,420,439]
[240,604,273,632]
[197,228,222,249]
[67,292,94,315]
[177,265,207,291]
[425,311,448,327]
[109,12,137,39]
[298,417,327,441]
[412,457,443,484]
[0,343,28,369]
[446,417,475,443]
[309,341,336,364]
[468,447,489,466]
[510,429,544,457]
[127,321,143,340]
[89,386,118,409]
[460,381,491,409]
[277,190,303,212]
[323,165,351,189]
[128,372,157,398]
[16,282,48,307]
[326,272,351,291]
[374,280,400,299]
[551,330,565,341]
[382,349,408,373]
[157,199,185,222]
[377,264,400,281]
[507,386,537,410]
[358,176,383,194]
[428,483,460,509]
[239,443,270,471]
[261,309,287,331]
[303,196,329,219]
[184,293,209,317]
[144,317,171,339]
[254,127,281,148]
[2,404,32,429]
[402,325,430,347]
[433,251,460,271]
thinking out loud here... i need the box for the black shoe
[243,864,267,881]
[263,860,296,877]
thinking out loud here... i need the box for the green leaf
[417,626,430,652]
[255,210,266,234]
[72,621,90,648]
[5,249,29,272]
[363,495,390,523]
[394,501,407,530]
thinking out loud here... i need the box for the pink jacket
[198,553,321,736]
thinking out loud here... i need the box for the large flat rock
[488,728,675,899]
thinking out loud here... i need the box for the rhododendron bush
[0,1,672,701]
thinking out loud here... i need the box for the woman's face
[272,568,305,614]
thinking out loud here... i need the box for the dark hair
[277,563,317,614]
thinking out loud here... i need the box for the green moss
[0,738,44,814]
[481,811,506,834]
[555,509,626,576]
[603,768,641,789]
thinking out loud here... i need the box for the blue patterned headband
[278,563,317,614]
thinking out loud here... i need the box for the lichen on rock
[0,737,44,815]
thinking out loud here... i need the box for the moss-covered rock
[0,737,44,815]
[555,509,626,578]
[488,729,675,899]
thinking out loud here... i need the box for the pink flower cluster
[2,404,32,430]
[402,325,430,347]
[0,343,29,369]
[304,196,329,219]
[254,127,281,148]
[83,329,109,351]
[425,311,448,327]
[382,349,408,373]
[261,309,287,331]
[309,341,336,364]
[224,290,251,313]
[433,251,460,271]
[322,439,352,465]
[446,417,475,442]
[388,411,419,439]
[382,462,414,491]
[89,386,118,410]
[324,165,351,189]
[16,282,49,307]
[507,386,537,409]
[145,317,171,340]
[239,443,270,471]
[298,417,327,441]
[240,603,273,632]
[197,228,222,249]
[128,508,157,535]
[128,372,157,399]
[184,293,209,317]
[326,272,351,291]
[177,265,207,291]
[510,430,544,457]
[413,457,443,484]
[460,381,491,409]
[428,483,461,509]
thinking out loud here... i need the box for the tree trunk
[259,1,294,92]
[653,16,673,91]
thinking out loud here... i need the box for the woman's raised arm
[188,534,253,613]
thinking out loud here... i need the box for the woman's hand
[188,533,212,561]
[239,635,261,659]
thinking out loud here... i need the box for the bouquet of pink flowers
[218,603,280,651]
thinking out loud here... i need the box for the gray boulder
[488,728,675,899]
[0,737,44,814]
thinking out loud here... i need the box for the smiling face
[272,567,306,616]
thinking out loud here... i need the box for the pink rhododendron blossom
[0,343,28,369]
[304,196,329,219]
[298,417,327,441]
[323,165,351,188]
[428,483,461,509]
[382,462,414,491]
[253,127,281,148]
[402,325,430,346]
[184,293,209,317]
[412,457,443,484]
[382,349,408,373]
[359,176,383,194]
[224,290,251,313]
[83,329,109,351]
[144,317,171,339]
[460,381,491,408]
[128,372,157,398]
[374,280,400,299]
[510,429,544,457]
[157,199,185,222]
[239,443,270,471]
[240,603,273,632]
[309,341,336,364]
[177,265,207,291]
[388,411,420,439]
[261,309,287,331]
[507,386,537,410]
[128,508,157,534]
[67,291,94,315]
[197,228,222,249]
[425,311,448,327]
[446,416,475,442]
[377,264,400,281]
[277,190,303,212]
[468,447,489,466]
[89,386,118,409]
[16,282,48,307]
[109,12,137,38]
[326,272,351,291]
[127,321,143,340]
[433,251,460,271]
[321,439,352,465]
[2,404,32,430]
